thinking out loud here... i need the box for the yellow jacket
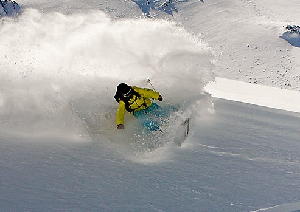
[116,86,160,126]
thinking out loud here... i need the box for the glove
[158,95,163,101]
[117,124,124,129]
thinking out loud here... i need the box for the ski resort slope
[1,0,300,212]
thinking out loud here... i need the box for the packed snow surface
[1,0,300,212]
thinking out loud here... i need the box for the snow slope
[205,77,300,113]
[1,0,300,212]
[1,99,300,212]
[174,0,300,91]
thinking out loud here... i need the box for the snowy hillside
[1,0,300,212]
[173,0,300,91]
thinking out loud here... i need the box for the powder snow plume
[0,9,214,139]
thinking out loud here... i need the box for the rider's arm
[133,87,160,100]
[116,101,126,127]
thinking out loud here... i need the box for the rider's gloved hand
[158,95,163,101]
[117,124,124,129]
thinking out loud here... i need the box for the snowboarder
[114,83,163,130]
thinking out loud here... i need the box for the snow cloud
[0,9,214,137]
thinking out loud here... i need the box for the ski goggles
[122,88,132,98]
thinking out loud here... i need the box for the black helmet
[114,83,139,104]
[117,83,131,95]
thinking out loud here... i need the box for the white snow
[1,0,300,212]
[205,77,300,113]
[174,0,300,91]
[251,202,300,212]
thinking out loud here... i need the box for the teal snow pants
[133,103,176,131]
